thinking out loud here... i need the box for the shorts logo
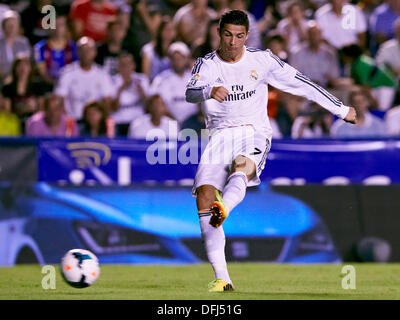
[249,147,262,155]
[250,70,258,81]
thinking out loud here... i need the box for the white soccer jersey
[186,47,350,138]
[55,62,116,120]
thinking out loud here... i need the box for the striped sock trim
[198,209,212,218]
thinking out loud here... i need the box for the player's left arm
[265,50,357,124]
[185,58,215,103]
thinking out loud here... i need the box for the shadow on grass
[229,291,363,300]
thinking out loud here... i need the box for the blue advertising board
[0,183,341,265]
[37,138,400,185]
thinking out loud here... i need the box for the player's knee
[232,155,256,180]
[196,185,217,210]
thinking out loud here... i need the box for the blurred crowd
[0,0,400,139]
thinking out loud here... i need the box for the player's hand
[210,86,229,102]
[344,106,357,124]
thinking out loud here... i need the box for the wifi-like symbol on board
[67,142,111,169]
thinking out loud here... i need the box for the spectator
[34,14,78,84]
[291,102,333,138]
[2,55,51,121]
[192,18,220,59]
[173,0,217,47]
[375,18,400,78]
[20,0,53,46]
[150,41,197,124]
[330,87,385,138]
[141,16,176,81]
[25,94,78,137]
[0,2,10,39]
[384,105,400,136]
[111,52,149,129]
[369,0,400,56]
[289,21,341,87]
[357,0,379,22]
[95,20,127,76]
[341,44,396,111]
[265,33,288,62]
[228,0,262,49]
[0,92,20,136]
[122,0,162,67]
[257,6,276,42]
[181,104,206,135]
[128,94,179,139]
[80,100,115,137]
[210,0,228,17]
[276,1,309,52]
[55,37,116,120]
[69,0,117,43]
[270,117,283,139]
[109,0,132,30]
[315,0,367,50]
[0,10,31,84]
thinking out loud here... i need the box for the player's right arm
[186,58,228,103]
[264,50,357,124]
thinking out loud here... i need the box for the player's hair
[219,10,249,33]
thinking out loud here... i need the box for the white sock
[198,210,231,283]
[222,172,248,213]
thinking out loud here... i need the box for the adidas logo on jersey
[215,77,223,84]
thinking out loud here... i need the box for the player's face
[219,24,248,60]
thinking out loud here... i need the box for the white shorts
[192,126,271,195]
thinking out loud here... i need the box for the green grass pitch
[1,263,399,300]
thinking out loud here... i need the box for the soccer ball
[60,249,100,288]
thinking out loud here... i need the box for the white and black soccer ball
[61,249,100,288]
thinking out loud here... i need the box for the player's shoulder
[191,52,216,74]
[245,46,264,53]
[260,48,286,68]
[194,51,217,64]
[245,46,274,61]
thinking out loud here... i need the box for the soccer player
[185,10,357,292]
